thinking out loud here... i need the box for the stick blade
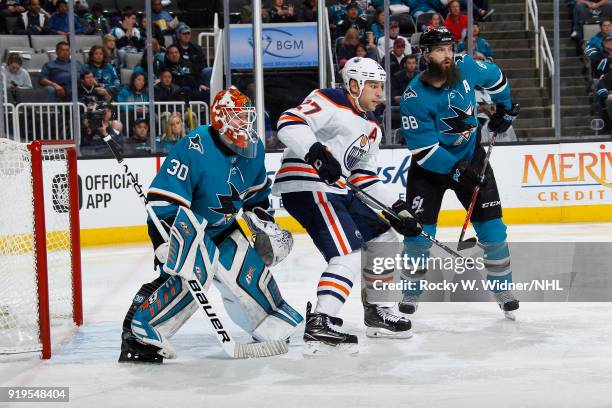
[233,339,288,358]
[457,237,477,251]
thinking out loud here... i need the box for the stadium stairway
[481,0,594,140]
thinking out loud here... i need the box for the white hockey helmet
[341,57,386,111]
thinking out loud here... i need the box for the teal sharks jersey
[399,54,512,174]
[147,125,270,238]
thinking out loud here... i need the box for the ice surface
[1,223,611,408]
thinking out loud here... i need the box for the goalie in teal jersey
[119,87,303,363]
[399,27,521,319]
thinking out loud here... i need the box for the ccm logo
[481,201,501,208]
[188,279,231,343]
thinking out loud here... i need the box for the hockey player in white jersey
[273,57,422,354]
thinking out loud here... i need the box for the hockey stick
[103,136,288,358]
[457,132,497,251]
[341,178,465,259]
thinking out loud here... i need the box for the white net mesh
[0,139,76,355]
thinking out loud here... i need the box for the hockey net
[0,139,82,359]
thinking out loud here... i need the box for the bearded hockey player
[273,57,423,355]
[399,27,521,319]
[119,87,303,363]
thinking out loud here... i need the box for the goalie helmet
[341,57,386,112]
[211,87,258,158]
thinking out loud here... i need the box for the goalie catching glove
[243,207,293,266]
[383,200,422,237]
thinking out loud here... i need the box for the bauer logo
[51,174,70,213]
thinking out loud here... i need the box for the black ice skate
[364,303,412,339]
[494,290,519,321]
[303,302,358,355]
[118,332,164,364]
[397,294,420,315]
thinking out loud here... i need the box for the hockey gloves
[305,142,342,185]
[243,207,294,267]
[451,160,487,189]
[488,103,520,133]
[384,200,423,237]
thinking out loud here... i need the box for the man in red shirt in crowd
[444,0,468,42]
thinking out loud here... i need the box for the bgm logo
[52,174,70,213]
[249,28,305,59]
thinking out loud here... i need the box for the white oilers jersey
[272,88,394,205]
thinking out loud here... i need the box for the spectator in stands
[174,25,204,75]
[85,45,120,95]
[39,41,84,101]
[111,11,145,69]
[78,70,112,106]
[406,0,437,20]
[117,71,149,112]
[102,34,121,70]
[585,19,612,60]
[297,0,317,22]
[328,0,363,27]
[418,12,443,32]
[391,54,418,105]
[336,2,367,38]
[140,15,166,48]
[82,102,123,146]
[376,20,411,60]
[591,33,612,77]
[14,0,47,34]
[370,9,385,40]
[457,23,494,60]
[1,53,32,93]
[151,0,179,35]
[5,0,26,16]
[269,0,297,23]
[134,38,165,77]
[130,119,150,144]
[382,37,407,75]
[596,57,612,129]
[444,0,468,42]
[337,27,365,67]
[162,44,209,102]
[571,0,612,39]
[46,0,83,35]
[85,2,109,35]
[458,0,494,22]
[160,112,185,150]
[154,67,181,101]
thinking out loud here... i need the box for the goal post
[0,139,82,359]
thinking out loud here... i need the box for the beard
[422,58,461,87]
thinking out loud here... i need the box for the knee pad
[214,229,303,341]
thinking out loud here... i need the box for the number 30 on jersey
[167,159,189,181]
[402,115,419,130]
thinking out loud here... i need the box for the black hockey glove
[488,103,520,133]
[305,142,342,185]
[384,200,422,237]
[451,160,487,189]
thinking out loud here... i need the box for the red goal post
[0,139,82,359]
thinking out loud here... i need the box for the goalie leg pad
[214,229,303,340]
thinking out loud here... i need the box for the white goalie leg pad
[213,229,303,340]
[362,229,401,307]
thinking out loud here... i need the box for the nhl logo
[344,134,370,170]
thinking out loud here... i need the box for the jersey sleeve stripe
[416,144,439,166]
[485,72,507,93]
[147,188,191,207]
[279,114,306,123]
[410,143,438,155]
[277,120,308,131]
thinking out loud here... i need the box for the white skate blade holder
[366,327,413,339]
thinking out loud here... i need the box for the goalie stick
[103,136,288,359]
[341,178,466,260]
[456,132,497,251]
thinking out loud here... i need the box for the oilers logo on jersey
[344,134,370,169]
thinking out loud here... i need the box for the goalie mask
[211,87,258,158]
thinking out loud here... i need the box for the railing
[526,0,539,69]
[3,101,209,142]
[324,7,336,88]
[198,32,216,67]
[539,26,555,128]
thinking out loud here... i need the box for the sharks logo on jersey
[210,182,241,223]
[441,104,476,145]
[344,134,370,169]
[188,134,204,154]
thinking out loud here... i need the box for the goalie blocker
[119,207,302,363]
